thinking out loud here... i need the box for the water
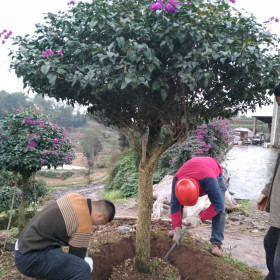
[224,145,278,201]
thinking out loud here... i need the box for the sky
[0,0,280,116]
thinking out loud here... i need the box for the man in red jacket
[170,156,226,257]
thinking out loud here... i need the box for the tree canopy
[10,0,280,135]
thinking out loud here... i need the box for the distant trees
[0,91,88,128]
[81,129,103,184]
[0,90,32,117]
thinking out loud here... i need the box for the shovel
[163,230,185,261]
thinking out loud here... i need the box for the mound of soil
[110,258,181,280]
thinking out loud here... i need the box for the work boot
[211,244,223,257]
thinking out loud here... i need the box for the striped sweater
[18,193,93,258]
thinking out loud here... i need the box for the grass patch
[223,256,247,271]
[0,270,8,277]
[100,190,128,204]
[237,199,252,211]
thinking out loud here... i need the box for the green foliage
[100,190,128,204]
[0,170,17,186]
[105,153,138,197]
[121,173,139,197]
[0,91,88,129]
[0,90,33,117]
[37,170,75,180]
[0,108,75,175]
[237,199,252,211]
[22,179,48,205]
[0,180,48,213]
[0,186,22,213]
[38,170,58,178]
[153,168,169,184]
[10,0,280,132]
[222,256,247,272]
[61,171,75,180]
[81,129,103,168]
[51,106,87,128]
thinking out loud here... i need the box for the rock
[117,226,132,232]
[229,216,241,222]
[163,199,170,205]
[162,204,169,210]
[258,226,267,231]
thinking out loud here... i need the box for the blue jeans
[264,227,280,280]
[14,247,91,280]
[210,174,226,245]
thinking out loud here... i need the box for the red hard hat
[175,177,199,206]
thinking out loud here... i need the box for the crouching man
[170,156,226,257]
[14,193,115,280]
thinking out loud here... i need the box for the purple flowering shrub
[0,108,75,174]
[158,120,232,174]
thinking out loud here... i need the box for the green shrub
[121,173,138,198]
[22,180,48,205]
[100,190,125,201]
[0,180,48,213]
[38,171,58,178]
[105,153,138,192]
[61,171,75,180]
[153,168,169,184]
[0,170,17,187]
[0,186,22,213]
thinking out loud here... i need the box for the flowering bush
[0,108,75,174]
[158,120,232,174]
[0,29,12,45]
[0,108,74,228]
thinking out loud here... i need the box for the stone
[117,226,132,232]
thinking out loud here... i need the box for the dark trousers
[264,226,280,280]
[14,247,90,280]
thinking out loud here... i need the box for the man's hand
[173,227,182,245]
[257,194,268,211]
[84,257,94,272]
[184,215,201,228]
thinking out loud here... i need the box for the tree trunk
[134,161,155,272]
[18,173,31,232]
[134,125,163,272]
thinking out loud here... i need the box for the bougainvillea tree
[0,108,74,230]
[10,0,280,271]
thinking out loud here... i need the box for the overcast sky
[0,0,279,115]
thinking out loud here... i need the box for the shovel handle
[163,230,185,261]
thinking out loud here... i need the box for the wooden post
[33,172,37,215]
[253,116,257,136]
